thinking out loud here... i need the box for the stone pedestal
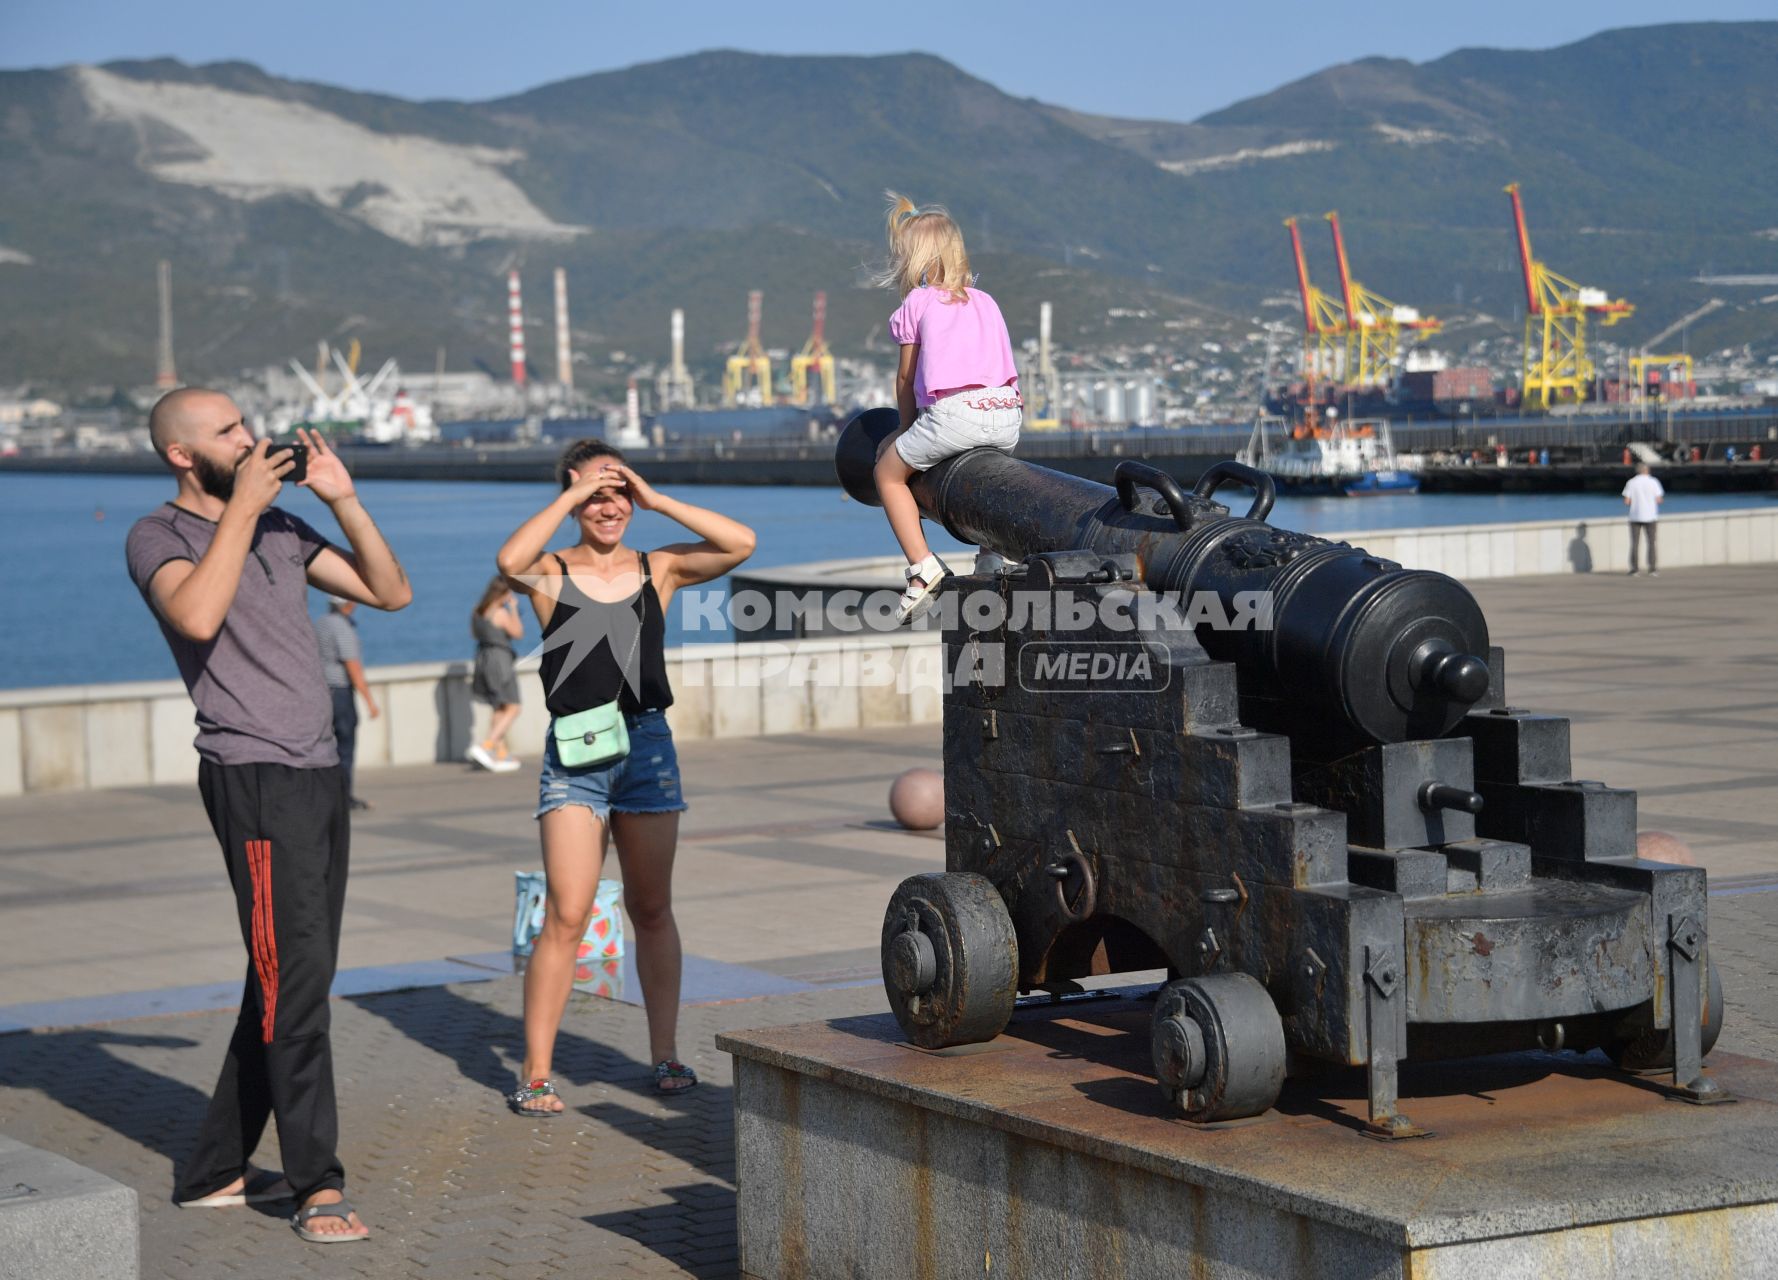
[719,994,1778,1280]
[0,1135,137,1280]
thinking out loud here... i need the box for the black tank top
[538,550,674,716]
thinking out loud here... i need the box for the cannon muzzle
[836,408,1490,746]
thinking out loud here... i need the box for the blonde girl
[873,192,1022,623]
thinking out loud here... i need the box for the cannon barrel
[837,407,1490,746]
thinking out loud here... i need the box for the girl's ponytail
[884,191,918,253]
[876,191,971,302]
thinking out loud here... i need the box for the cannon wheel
[1607,955,1725,1072]
[881,873,1018,1050]
[1150,973,1286,1123]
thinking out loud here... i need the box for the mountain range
[2,21,1775,394]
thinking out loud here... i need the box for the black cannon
[839,408,1725,1136]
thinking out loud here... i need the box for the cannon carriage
[839,407,1725,1137]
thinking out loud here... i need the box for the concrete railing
[3,507,1773,797]
[1323,506,1778,579]
[0,631,944,797]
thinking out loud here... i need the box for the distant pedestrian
[468,576,524,773]
[1623,463,1664,576]
[493,439,755,1114]
[873,193,1022,624]
[314,596,379,808]
[126,390,411,1243]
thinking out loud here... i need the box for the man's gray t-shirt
[126,503,341,769]
[314,610,361,690]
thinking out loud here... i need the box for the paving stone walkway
[1,564,1774,1277]
[0,975,888,1278]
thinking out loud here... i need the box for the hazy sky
[6,1,1777,121]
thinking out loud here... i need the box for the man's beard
[191,451,237,501]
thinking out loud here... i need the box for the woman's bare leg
[609,811,687,1078]
[520,805,607,1110]
[486,702,522,754]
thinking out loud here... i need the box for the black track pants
[174,760,351,1203]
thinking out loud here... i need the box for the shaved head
[148,386,232,463]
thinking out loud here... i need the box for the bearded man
[124,388,411,1244]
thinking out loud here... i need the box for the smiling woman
[492,437,757,1116]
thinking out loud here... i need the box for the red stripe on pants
[246,840,281,1043]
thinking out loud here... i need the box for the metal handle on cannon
[1113,462,1196,533]
[1191,461,1276,523]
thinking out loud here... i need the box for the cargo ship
[1238,416,1422,497]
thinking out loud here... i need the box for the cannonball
[1637,830,1697,866]
[889,767,944,831]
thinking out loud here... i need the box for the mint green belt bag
[553,701,629,769]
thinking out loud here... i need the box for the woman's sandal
[506,1078,564,1116]
[654,1059,699,1092]
[291,1197,369,1244]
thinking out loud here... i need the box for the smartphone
[275,442,309,483]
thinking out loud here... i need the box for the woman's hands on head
[566,460,662,512]
[564,461,626,503]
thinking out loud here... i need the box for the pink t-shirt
[888,286,1020,407]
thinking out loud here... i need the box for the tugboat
[1238,411,1422,497]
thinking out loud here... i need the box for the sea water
[6,473,1766,690]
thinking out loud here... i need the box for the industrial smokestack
[553,267,572,390]
[1039,300,1052,365]
[155,260,177,389]
[507,270,528,388]
[626,378,642,439]
[659,308,695,410]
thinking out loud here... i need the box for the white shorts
[894,388,1023,471]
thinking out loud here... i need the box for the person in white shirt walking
[1622,463,1664,576]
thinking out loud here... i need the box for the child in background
[873,193,1022,623]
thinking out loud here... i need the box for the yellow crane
[1324,212,1441,388]
[1285,216,1347,389]
[1505,183,1634,408]
[1629,353,1694,401]
[789,291,836,406]
[723,290,773,407]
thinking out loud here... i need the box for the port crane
[1324,212,1441,389]
[723,290,773,407]
[790,291,836,406]
[1505,182,1634,408]
[1285,217,1347,388]
[1629,353,1695,401]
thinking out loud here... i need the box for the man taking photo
[125,388,412,1244]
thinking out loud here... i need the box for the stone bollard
[0,1136,138,1280]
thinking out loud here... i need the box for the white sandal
[897,553,951,625]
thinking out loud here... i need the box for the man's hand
[365,695,381,720]
[296,427,356,506]
[229,439,294,519]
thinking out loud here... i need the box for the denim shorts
[534,708,687,822]
[894,387,1023,471]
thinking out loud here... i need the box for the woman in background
[468,576,524,772]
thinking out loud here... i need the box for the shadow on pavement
[348,982,738,1271]
[584,1181,738,1278]
[0,1028,207,1179]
